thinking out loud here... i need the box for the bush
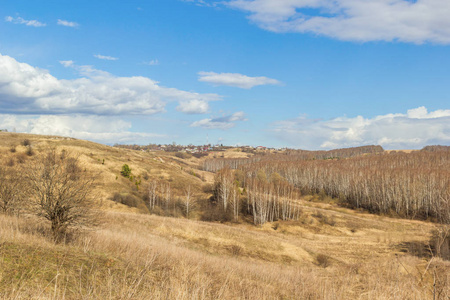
[175,152,192,159]
[121,164,132,178]
[25,150,97,241]
[193,152,208,158]
[202,183,214,193]
[5,158,14,167]
[200,198,233,222]
[26,146,34,156]
[0,167,23,214]
[22,139,31,146]
[316,254,331,268]
[111,192,142,208]
[313,211,336,226]
[430,226,450,260]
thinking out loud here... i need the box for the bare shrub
[175,152,192,159]
[25,150,98,241]
[5,158,14,167]
[316,254,331,268]
[25,145,34,156]
[201,199,233,222]
[227,244,243,256]
[430,225,450,260]
[202,183,214,193]
[111,192,142,208]
[0,167,23,214]
[313,211,336,226]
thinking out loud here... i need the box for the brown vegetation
[1,202,449,299]
[0,133,449,299]
[233,150,450,223]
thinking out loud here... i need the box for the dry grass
[1,206,449,299]
[0,133,449,299]
[0,132,209,213]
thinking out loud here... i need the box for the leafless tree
[182,185,196,218]
[0,167,23,215]
[230,187,240,222]
[148,180,158,211]
[25,150,98,241]
[238,150,449,223]
[214,167,234,211]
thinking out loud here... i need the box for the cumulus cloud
[198,71,281,89]
[5,16,46,27]
[222,0,450,44]
[57,19,79,28]
[94,54,119,61]
[271,107,450,150]
[0,114,163,144]
[176,100,209,114]
[191,111,247,129]
[0,54,220,116]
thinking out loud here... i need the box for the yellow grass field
[0,133,448,299]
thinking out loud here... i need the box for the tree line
[236,151,449,223]
[146,179,197,218]
[211,168,301,225]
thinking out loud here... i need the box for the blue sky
[0,0,449,149]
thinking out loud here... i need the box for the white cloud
[176,99,209,114]
[0,114,163,144]
[59,60,74,67]
[198,71,281,89]
[191,111,247,129]
[94,54,119,61]
[224,0,450,44]
[181,0,218,7]
[271,107,450,150]
[144,59,159,66]
[57,19,79,28]
[0,54,221,116]
[5,16,46,27]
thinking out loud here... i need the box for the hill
[0,133,449,299]
[0,132,211,215]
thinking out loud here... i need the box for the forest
[204,146,450,224]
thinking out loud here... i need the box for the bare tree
[230,187,240,222]
[238,150,449,224]
[0,167,23,215]
[163,182,171,212]
[183,185,196,218]
[148,180,158,211]
[25,150,98,241]
[214,167,234,211]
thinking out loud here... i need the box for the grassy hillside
[0,132,210,214]
[0,133,449,299]
[1,200,449,299]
